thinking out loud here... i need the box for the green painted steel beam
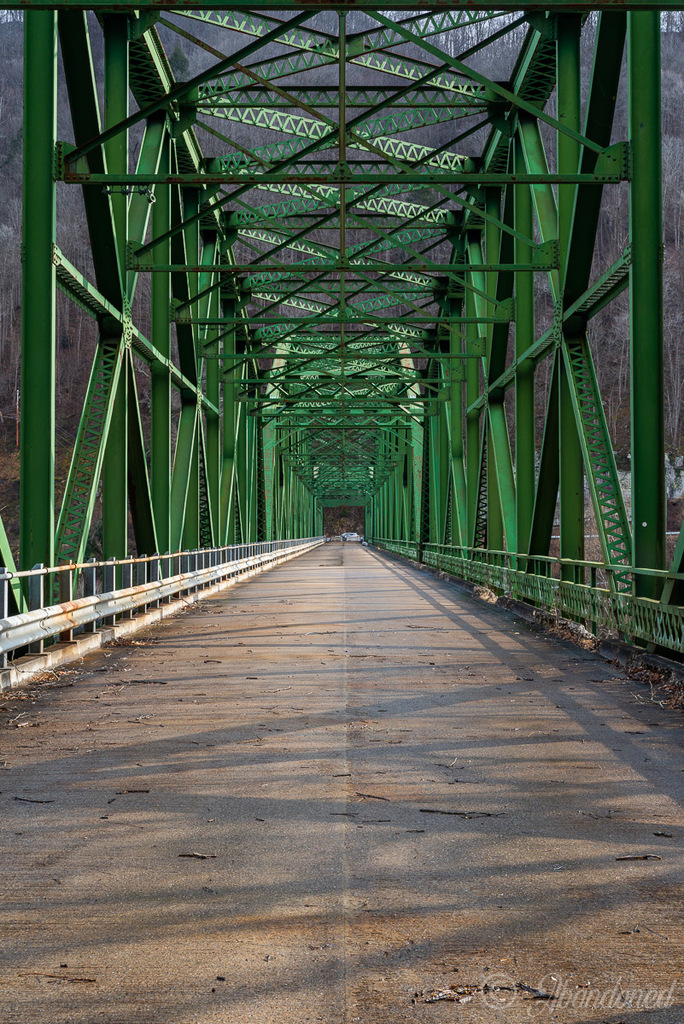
[63,170,628,186]
[20,11,57,571]
[629,11,665,598]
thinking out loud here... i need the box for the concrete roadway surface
[0,543,682,1024]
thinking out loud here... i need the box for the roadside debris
[423,985,477,1003]
[419,980,557,1005]
[516,982,556,999]
[419,808,504,818]
[20,972,96,984]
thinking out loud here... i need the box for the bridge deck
[1,544,682,1023]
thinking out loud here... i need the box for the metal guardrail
[373,539,684,659]
[0,538,323,668]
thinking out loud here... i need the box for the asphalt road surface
[0,543,682,1023]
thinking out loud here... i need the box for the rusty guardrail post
[83,557,97,633]
[28,564,44,654]
[59,565,74,642]
[161,552,172,604]
[136,556,148,612]
[103,558,116,626]
[121,560,134,620]
[148,554,160,609]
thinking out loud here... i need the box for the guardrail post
[188,549,195,593]
[0,568,8,669]
[28,564,44,654]
[136,557,148,612]
[180,551,190,595]
[121,561,134,620]
[58,565,74,642]
[149,554,160,609]
[83,557,98,633]
[161,552,172,604]
[103,559,116,626]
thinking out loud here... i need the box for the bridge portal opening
[323,506,366,538]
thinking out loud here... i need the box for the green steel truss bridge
[3,1,684,658]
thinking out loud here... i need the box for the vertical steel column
[428,394,440,544]
[417,408,431,561]
[182,188,200,549]
[449,301,466,547]
[151,137,171,554]
[247,402,258,541]
[557,14,585,576]
[465,254,480,545]
[102,15,129,561]
[183,427,200,548]
[272,428,283,541]
[514,139,535,555]
[484,190,503,553]
[410,408,422,544]
[392,432,400,539]
[401,424,411,539]
[396,433,405,538]
[20,12,57,571]
[220,298,236,543]
[236,389,249,540]
[629,12,665,596]
[204,235,221,540]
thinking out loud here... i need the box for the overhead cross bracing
[6,3,684,658]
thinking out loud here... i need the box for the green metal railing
[373,540,684,658]
[0,538,323,669]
